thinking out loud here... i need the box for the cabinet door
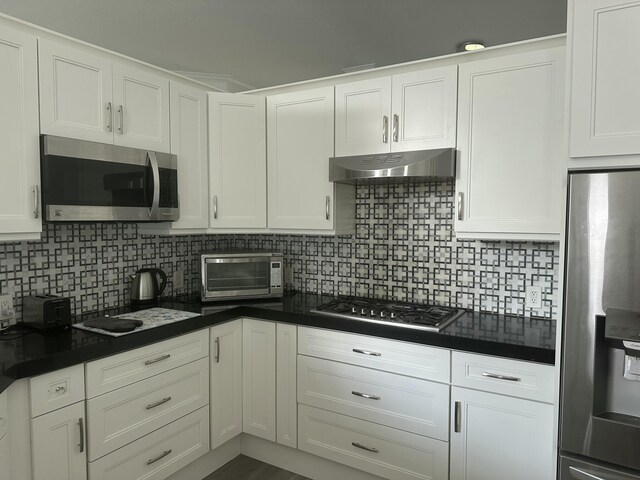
[242,318,276,441]
[456,47,565,240]
[112,63,170,152]
[267,87,335,230]
[276,323,297,448]
[31,402,87,480]
[38,38,114,144]
[209,93,267,229]
[210,320,243,450]
[391,66,457,152]
[335,77,392,156]
[450,387,553,480]
[570,0,640,157]
[169,81,209,230]
[0,25,41,237]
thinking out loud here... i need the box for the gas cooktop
[310,296,464,332]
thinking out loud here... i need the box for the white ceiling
[0,0,567,89]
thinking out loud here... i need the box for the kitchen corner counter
[0,292,556,394]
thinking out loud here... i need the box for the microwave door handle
[147,151,160,220]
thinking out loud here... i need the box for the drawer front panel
[87,358,209,460]
[298,327,450,383]
[451,351,555,403]
[30,364,85,417]
[298,355,449,440]
[88,406,209,480]
[298,405,449,480]
[86,330,209,398]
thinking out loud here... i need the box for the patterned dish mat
[72,308,202,337]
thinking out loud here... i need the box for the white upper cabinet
[570,0,640,158]
[335,77,392,156]
[335,66,457,157]
[169,81,209,230]
[38,38,114,144]
[112,63,170,152]
[38,38,170,152]
[268,87,354,232]
[455,47,565,241]
[209,93,267,230]
[0,25,41,239]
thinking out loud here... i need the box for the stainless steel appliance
[561,170,640,479]
[329,148,455,184]
[130,268,167,305]
[201,251,283,302]
[40,135,179,222]
[311,296,464,332]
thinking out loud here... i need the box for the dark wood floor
[204,455,312,480]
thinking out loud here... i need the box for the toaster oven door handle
[147,151,160,221]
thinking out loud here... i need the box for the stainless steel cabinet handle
[382,115,389,143]
[352,348,381,357]
[215,337,220,363]
[213,196,218,219]
[392,114,399,142]
[352,391,380,400]
[147,449,172,465]
[145,353,171,365]
[352,442,378,453]
[146,396,172,410]
[106,102,112,132]
[568,467,606,480]
[33,186,39,219]
[457,192,463,221]
[454,401,461,432]
[325,196,330,220]
[481,372,521,382]
[78,418,84,453]
[117,105,124,134]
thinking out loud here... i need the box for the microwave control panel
[270,262,282,289]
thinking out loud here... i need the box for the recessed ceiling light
[457,41,486,52]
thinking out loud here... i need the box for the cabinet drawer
[88,406,209,480]
[298,355,449,440]
[451,351,555,403]
[86,330,209,398]
[298,405,448,480]
[298,327,450,383]
[87,358,209,460]
[30,364,85,417]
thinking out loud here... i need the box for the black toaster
[22,295,72,331]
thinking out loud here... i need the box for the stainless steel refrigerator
[561,170,640,479]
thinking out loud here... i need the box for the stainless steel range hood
[329,148,456,184]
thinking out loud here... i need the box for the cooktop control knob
[380,311,386,318]
[390,312,396,319]
[351,307,357,314]
[370,310,376,316]
[361,308,367,315]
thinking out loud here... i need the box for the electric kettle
[129,268,167,305]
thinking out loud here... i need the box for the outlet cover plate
[526,286,542,309]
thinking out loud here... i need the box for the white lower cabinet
[276,323,297,448]
[298,404,449,480]
[210,320,243,449]
[31,401,87,480]
[88,406,209,480]
[87,357,209,460]
[242,318,277,441]
[449,386,554,480]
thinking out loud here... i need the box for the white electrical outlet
[174,271,184,290]
[0,294,15,329]
[526,286,542,309]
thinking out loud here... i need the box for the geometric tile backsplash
[0,180,559,320]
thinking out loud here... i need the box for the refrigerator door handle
[569,467,607,480]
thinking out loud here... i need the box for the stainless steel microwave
[201,252,284,302]
[40,135,179,222]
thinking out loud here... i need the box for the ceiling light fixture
[457,41,486,52]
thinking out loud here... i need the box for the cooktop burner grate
[310,296,464,332]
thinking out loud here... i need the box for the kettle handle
[153,269,168,296]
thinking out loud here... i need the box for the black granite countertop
[0,292,556,394]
